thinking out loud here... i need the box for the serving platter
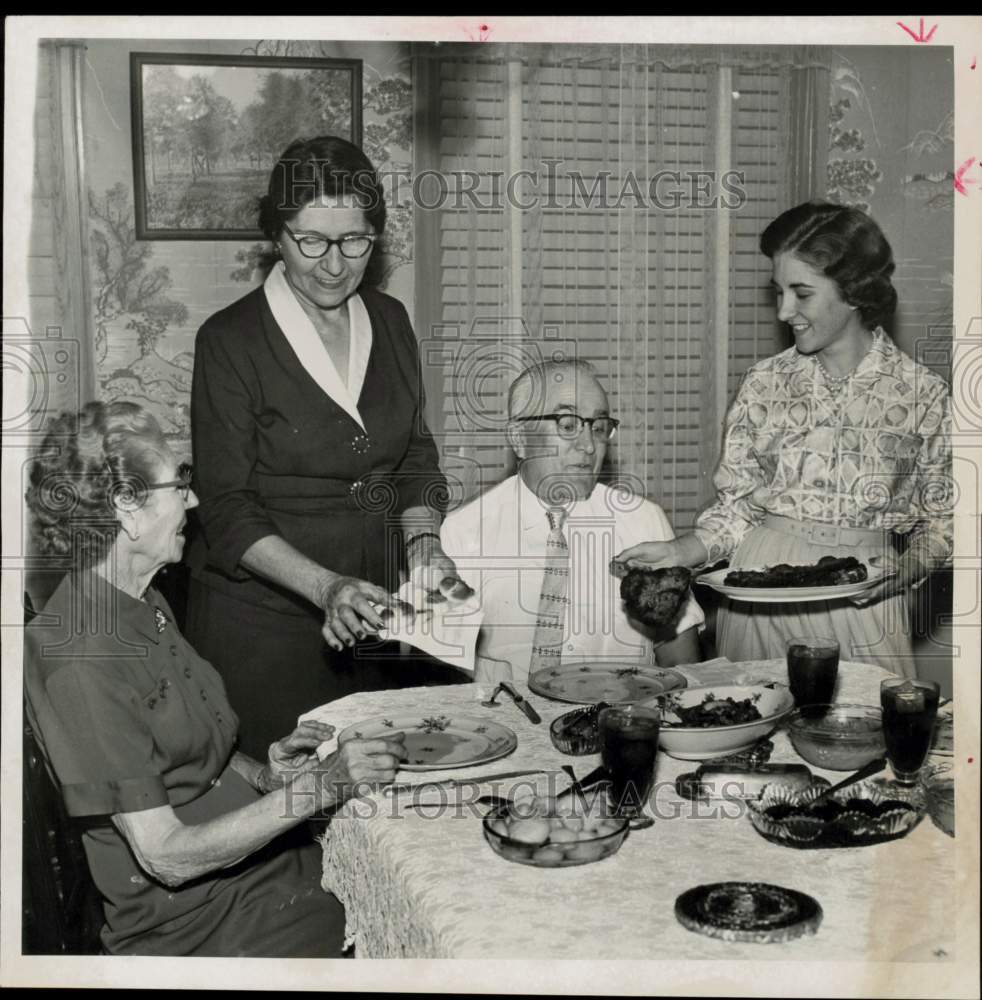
[528,662,687,705]
[695,565,891,604]
[337,714,517,771]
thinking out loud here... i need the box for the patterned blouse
[693,330,953,570]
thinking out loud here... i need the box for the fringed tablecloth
[305,659,956,959]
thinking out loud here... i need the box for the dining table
[303,657,957,960]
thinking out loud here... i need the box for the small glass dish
[549,703,607,755]
[746,779,925,849]
[483,799,628,868]
[786,703,885,772]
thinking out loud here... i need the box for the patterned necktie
[529,507,570,675]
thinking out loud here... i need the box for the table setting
[303,646,957,960]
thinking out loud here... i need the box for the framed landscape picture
[130,53,362,239]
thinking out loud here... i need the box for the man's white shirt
[437,475,704,679]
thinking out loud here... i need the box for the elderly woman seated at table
[23,401,405,957]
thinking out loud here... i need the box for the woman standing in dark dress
[186,136,467,759]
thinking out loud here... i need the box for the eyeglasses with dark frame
[280,223,377,260]
[513,413,620,441]
[145,463,193,501]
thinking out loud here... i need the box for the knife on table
[383,768,548,797]
[498,682,542,724]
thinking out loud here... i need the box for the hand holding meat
[612,534,709,576]
[619,566,693,629]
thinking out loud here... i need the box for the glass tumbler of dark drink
[880,677,941,786]
[786,636,840,717]
[599,705,660,829]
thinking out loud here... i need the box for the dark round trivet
[675,881,822,943]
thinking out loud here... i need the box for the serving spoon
[808,756,888,806]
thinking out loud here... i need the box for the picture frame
[130,52,362,240]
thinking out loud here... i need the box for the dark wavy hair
[258,135,387,241]
[760,201,897,331]
[25,401,169,566]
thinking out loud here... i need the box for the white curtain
[24,41,95,607]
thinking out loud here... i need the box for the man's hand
[409,542,475,605]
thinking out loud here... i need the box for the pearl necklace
[815,358,854,396]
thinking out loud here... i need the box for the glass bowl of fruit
[482,791,629,867]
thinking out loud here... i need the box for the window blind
[416,50,820,530]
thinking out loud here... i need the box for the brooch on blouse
[152,606,169,634]
[350,433,372,455]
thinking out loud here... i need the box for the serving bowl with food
[746,779,925,849]
[549,703,608,755]
[643,683,795,761]
[785,704,886,771]
[483,791,629,868]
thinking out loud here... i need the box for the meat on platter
[723,555,869,588]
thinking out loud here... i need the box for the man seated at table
[439,358,703,683]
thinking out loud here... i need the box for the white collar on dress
[262,261,372,430]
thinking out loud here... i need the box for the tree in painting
[140,60,356,232]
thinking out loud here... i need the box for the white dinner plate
[337,714,517,771]
[695,566,891,604]
[528,662,688,705]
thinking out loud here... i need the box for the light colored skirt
[716,518,916,677]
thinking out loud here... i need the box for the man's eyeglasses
[513,413,620,441]
[146,463,193,501]
[281,223,377,260]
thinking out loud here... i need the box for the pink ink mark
[972,56,977,70]
[896,18,939,43]
[968,757,974,764]
[463,22,492,42]
[954,157,978,196]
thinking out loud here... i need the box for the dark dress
[186,285,464,759]
[24,571,344,957]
